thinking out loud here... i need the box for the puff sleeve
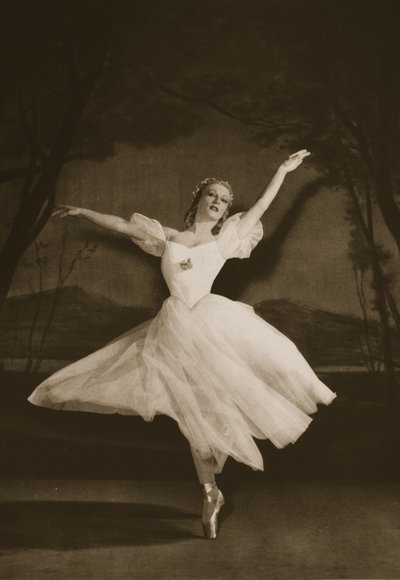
[217,212,263,259]
[129,213,166,257]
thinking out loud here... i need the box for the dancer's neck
[190,218,215,236]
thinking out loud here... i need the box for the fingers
[282,149,311,172]
[289,149,311,159]
[51,204,76,218]
[51,208,66,217]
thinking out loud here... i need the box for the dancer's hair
[184,178,234,235]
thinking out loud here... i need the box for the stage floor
[0,480,399,579]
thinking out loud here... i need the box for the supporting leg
[190,446,216,484]
[190,446,225,539]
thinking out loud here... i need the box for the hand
[280,150,311,173]
[52,205,83,218]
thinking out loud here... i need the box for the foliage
[19,224,98,373]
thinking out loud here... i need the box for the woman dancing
[28,150,336,539]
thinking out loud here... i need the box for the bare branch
[328,71,375,172]
[0,148,89,186]
[336,130,369,240]
[25,189,56,248]
[151,77,301,130]
[353,267,377,373]
[384,285,400,335]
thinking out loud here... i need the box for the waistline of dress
[166,292,211,311]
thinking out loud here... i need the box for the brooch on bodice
[179,258,193,270]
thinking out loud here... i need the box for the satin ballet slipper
[202,484,225,539]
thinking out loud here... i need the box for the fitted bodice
[161,240,226,308]
[129,212,264,306]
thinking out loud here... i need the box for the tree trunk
[369,249,398,404]
[364,171,398,404]
[337,131,398,404]
[0,6,114,313]
[373,10,400,254]
[373,156,400,255]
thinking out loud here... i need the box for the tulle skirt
[28,294,336,471]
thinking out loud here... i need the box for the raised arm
[236,150,310,239]
[54,206,174,240]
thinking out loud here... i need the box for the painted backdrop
[0,0,399,481]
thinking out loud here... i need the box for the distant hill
[0,287,397,368]
[0,286,155,360]
[254,299,396,367]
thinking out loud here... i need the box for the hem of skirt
[27,394,172,421]
[27,389,337,472]
[319,391,337,407]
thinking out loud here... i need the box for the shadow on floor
[0,501,200,549]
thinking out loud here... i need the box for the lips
[210,205,219,212]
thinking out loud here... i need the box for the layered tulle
[29,212,336,471]
[29,294,336,471]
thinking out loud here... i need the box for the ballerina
[28,150,336,539]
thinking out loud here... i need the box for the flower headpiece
[191,177,234,201]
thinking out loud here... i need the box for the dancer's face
[197,184,231,222]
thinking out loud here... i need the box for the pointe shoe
[202,484,225,540]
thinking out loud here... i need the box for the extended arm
[54,206,174,240]
[236,150,310,239]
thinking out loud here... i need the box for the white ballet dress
[28,212,336,472]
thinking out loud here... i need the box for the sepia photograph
[0,0,399,578]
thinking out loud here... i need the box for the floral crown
[191,177,233,201]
